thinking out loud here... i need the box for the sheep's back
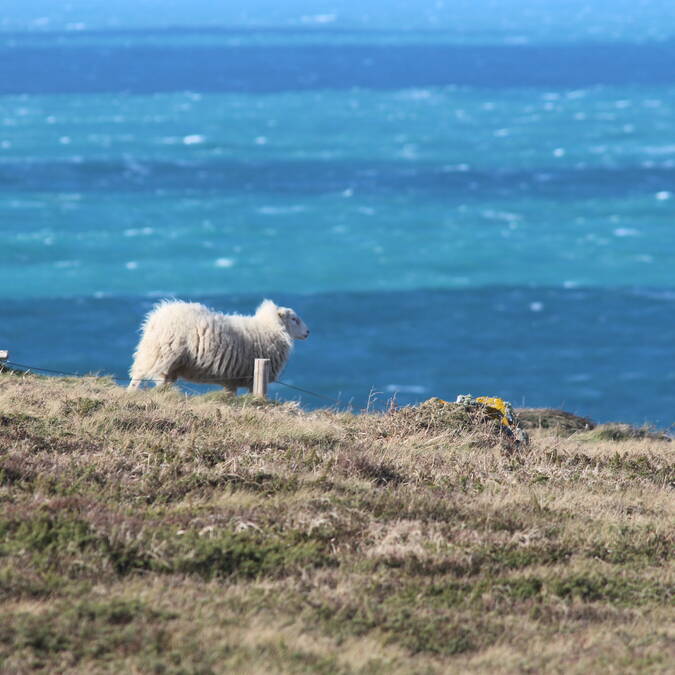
[141,302,209,344]
[139,301,292,384]
[210,314,292,381]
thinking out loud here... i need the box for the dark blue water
[2,41,675,94]
[4,288,674,425]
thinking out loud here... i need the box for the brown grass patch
[0,372,672,673]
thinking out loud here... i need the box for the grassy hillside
[0,370,672,673]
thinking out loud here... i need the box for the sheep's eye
[293,317,299,324]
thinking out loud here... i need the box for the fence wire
[1,359,344,407]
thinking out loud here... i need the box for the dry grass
[0,371,673,673]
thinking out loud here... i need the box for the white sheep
[128,299,309,392]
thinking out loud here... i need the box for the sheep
[128,299,309,392]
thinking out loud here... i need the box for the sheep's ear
[277,308,288,319]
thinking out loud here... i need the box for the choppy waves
[1,29,674,424]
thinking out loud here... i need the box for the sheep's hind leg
[128,367,151,390]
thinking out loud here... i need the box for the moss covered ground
[0,370,672,673]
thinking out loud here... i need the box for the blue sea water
[1,2,674,426]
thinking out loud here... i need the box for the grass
[0,372,673,673]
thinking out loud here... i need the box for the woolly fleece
[128,299,309,392]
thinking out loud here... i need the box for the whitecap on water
[125,261,139,270]
[644,144,675,155]
[655,191,672,201]
[565,373,592,383]
[529,302,544,312]
[214,258,235,268]
[7,199,44,208]
[398,144,419,159]
[441,163,470,172]
[123,156,149,176]
[123,227,154,237]
[631,289,675,301]
[613,228,639,237]
[256,205,306,215]
[482,209,521,223]
[144,290,176,298]
[183,134,205,145]
[535,172,554,182]
[397,89,433,101]
[384,384,428,395]
[300,13,337,24]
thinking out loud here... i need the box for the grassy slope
[0,371,672,673]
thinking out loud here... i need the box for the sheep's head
[278,307,310,340]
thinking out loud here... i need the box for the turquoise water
[1,14,674,425]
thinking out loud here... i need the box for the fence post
[253,358,270,398]
[0,350,8,366]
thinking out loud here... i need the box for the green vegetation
[0,372,672,673]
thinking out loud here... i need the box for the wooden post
[0,351,8,362]
[253,358,270,398]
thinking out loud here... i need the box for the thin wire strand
[3,361,84,377]
[275,379,343,406]
[2,360,346,407]
[3,361,250,384]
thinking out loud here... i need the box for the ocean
[1,2,674,426]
